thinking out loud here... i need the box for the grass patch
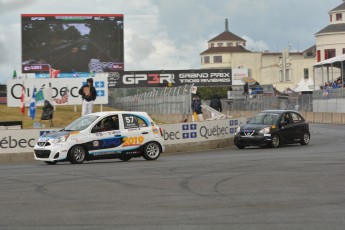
[0,104,117,129]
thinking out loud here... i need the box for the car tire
[118,155,132,161]
[300,132,310,145]
[44,161,57,165]
[271,134,280,148]
[143,142,161,160]
[235,144,245,149]
[68,145,86,164]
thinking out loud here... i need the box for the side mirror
[280,121,287,126]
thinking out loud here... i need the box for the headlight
[235,126,241,134]
[51,134,69,144]
[259,127,271,134]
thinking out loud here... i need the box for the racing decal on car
[86,136,125,151]
[90,146,140,156]
[93,141,100,147]
[70,131,80,135]
[243,130,255,137]
[122,136,145,147]
[152,127,159,134]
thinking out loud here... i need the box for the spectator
[210,94,222,117]
[40,100,54,127]
[79,78,97,116]
[191,95,203,122]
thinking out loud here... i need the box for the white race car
[34,111,165,165]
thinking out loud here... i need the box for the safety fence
[108,85,193,115]
[108,86,345,115]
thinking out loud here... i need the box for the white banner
[161,118,246,144]
[6,76,108,107]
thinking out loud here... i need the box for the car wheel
[118,155,132,161]
[68,145,86,164]
[235,144,245,149]
[300,132,310,145]
[271,134,280,148]
[44,161,57,165]
[143,142,161,160]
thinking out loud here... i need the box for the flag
[13,70,17,79]
[20,85,25,115]
[29,87,37,120]
[190,86,198,94]
[35,86,45,102]
[72,71,79,78]
[49,67,60,78]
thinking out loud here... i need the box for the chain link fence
[108,86,345,115]
[108,85,193,114]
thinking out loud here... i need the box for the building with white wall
[200,1,345,92]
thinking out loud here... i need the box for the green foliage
[196,87,230,100]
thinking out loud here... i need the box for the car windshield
[63,115,99,131]
[248,112,280,125]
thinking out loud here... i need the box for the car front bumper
[34,143,70,162]
[234,134,272,147]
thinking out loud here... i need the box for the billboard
[7,76,108,107]
[21,14,124,74]
[107,69,232,88]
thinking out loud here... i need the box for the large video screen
[21,14,124,73]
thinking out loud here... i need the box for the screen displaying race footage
[21,14,124,73]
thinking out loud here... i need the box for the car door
[290,112,306,141]
[120,113,152,154]
[278,112,295,144]
[87,115,123,157]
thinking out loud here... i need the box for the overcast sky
[0,0,342,84]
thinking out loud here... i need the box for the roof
[314,53,345,68]
[89,111,149,116]
[330,2,345,12]
[200,46,251,55]
[262,109,301,114]
[208,31,246,42]
[315,23,345,35]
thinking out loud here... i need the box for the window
[217,43,223,47]
[204,56,210,64]
[122,114,148,129]
[343,48,345,54]
[304,68,309,79]
[291,112,304,123]
[336,13,342,21]
[213,56,222,63]
[93,115,119,132]
[210,43,214,47]
[317,50,321,62]
[286,69,291,81]
[324,49,336,60]
[330,15,332,22]
[227,42,232,47]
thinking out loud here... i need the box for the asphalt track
[0,123,345,230]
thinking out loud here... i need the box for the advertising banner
[107,69,232,88]
[7,76,108,107]
[161,118,246,144]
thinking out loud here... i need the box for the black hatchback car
[234,110,310,149]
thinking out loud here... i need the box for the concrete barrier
[0,117,246,163]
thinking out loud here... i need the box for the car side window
[291,112,303,123]
[123,114,148,129]
[92,115,119,133]
[281,113,292,124]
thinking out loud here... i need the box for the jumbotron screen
[21,14,124,73]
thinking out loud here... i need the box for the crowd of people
[320,77,344,90]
